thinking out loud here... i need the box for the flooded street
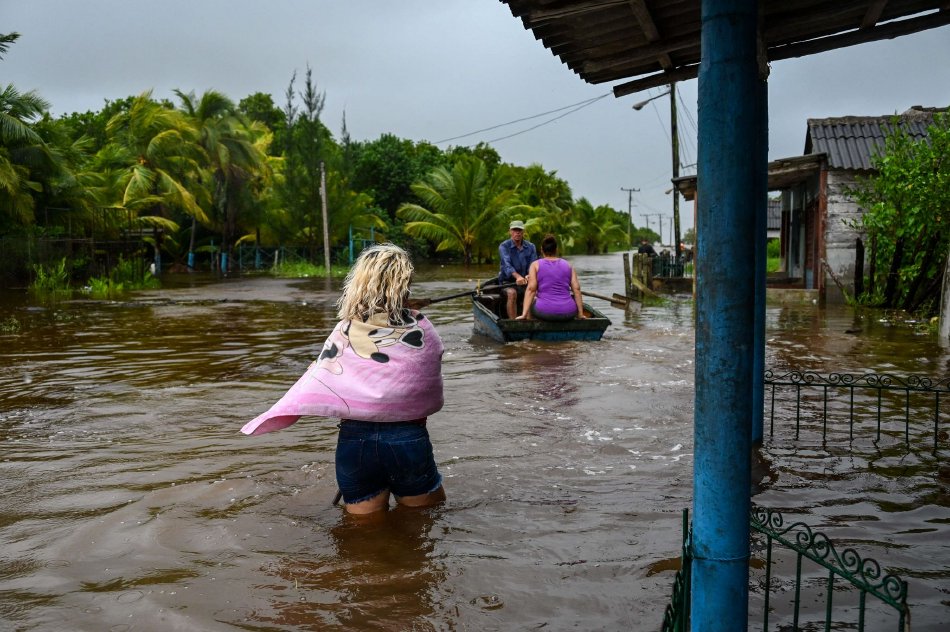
[1,254,947,631]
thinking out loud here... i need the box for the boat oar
[408,282,517,309]
[581,289,631,307]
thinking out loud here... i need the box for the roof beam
[860,0,890,29]
[614,9,950,96]
[613,64,698,97]
[522,0,627,25]
[770,9,950,62]
[627,0,674,70]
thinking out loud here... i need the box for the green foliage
[398,156,526,264]
[270,260,347,278]
[85,256,159,299]
[850,112,950,314]
[0,315,20,333]
[238,92,284,146]
[1,44,649,275]
[631,227,660,246]
[30,257,70,296]
[351,133,447,222]
[766,238,781,272]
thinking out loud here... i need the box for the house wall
[822,169,866,304]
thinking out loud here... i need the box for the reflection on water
[0,257,947,630]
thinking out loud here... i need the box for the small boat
[471,290,611,342]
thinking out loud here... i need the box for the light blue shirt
[498,238,538,283]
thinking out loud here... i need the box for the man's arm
[499,241,515,279]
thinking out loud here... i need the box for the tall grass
[30,258,71,299]
[85,257,160,299]
[270,260,348,278]
[766,239,781,273]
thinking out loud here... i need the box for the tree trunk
[882,236,904,308]
[901,233,940,311]
[854,238,864,298]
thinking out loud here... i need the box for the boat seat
[476,294,497,309]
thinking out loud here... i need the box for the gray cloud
[4,1,949,238]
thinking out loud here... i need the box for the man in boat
[498,220,538,319]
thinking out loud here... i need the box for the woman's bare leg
[344,490,391,515]
[396,485,446,508]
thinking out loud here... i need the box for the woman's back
[534,258,576,316]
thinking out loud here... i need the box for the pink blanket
[242,311,444,435]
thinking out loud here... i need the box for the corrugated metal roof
[767,197,782,231]
[500,1,950,96]
[805,107,942,171]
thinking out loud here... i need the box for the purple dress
[533,258,577,317]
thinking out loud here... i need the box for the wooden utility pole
[320,161,331,276]
[621,186,639,247]
[671,82,682,258]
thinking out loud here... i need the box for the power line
[434,92,611,145]
[484,98,607,143]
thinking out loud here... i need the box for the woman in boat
[516,234,587,321]
[241,243,446,515]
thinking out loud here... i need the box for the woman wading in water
[242,244,446,515]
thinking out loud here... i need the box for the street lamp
[631,85,682,258]
[631,89,671,111]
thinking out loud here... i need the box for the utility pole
[671,82,682,259]
[621,186,639,247]
[320,161,331,277]
[641,213,662,240]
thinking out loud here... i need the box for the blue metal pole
[752,78,769,445]
[692,1,757,629]
[349,224,354,264]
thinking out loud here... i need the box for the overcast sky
[4,1,950,240]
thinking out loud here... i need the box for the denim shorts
[335,420,443,504]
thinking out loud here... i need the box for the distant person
[638,240,657,257]
[241,243,446,515]
[498,220,538,319]
[516,234,586,321]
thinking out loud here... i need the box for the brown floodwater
[0,254,946,631]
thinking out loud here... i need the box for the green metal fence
[749,507,909,632]
[660,508,910,631]
[764,370,948,455]
[660,509,692,632]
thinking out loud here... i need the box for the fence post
[623,252,632,298]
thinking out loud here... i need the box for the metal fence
[660,509,692,632]
[750,507,909,632]
[652,253,693,278]
[764,370,949,455]
[661,508,910,631]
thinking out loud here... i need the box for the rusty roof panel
[805,108,940,170]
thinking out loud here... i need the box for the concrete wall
[823,170,867,304]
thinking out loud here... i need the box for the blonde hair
[337,243,414,324]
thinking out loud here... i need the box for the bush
[84,256,159,299]
[30,258,71,297]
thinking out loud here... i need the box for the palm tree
[572,198,628,254]
[398,156,525,265]
[505,163,576,245]
[176,89,268,268]
[101,91,207,270]
[0,83,52,227]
